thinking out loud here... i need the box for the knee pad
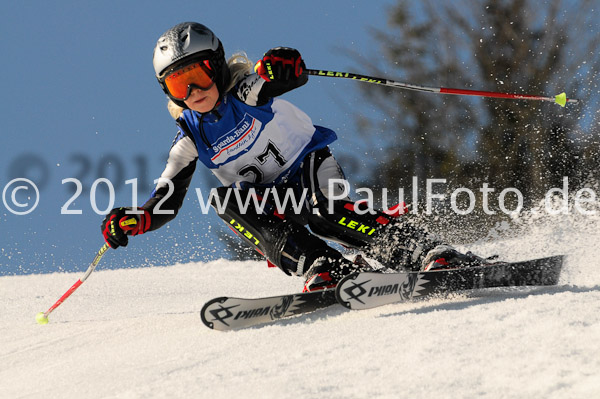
[307,199,395,247]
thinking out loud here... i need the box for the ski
[336,255,564,310]
[201,255,564,330]
[201,289,337,331]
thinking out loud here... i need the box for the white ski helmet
[153,22,230,108]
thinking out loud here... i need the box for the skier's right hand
[101,207,150,249]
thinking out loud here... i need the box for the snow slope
[2,209,600,399]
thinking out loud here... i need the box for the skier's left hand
[255,47,307,83]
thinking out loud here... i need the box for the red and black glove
[255,47,307,83]
[101,207,151,249]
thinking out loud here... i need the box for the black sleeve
[141,158,196,231]
[256,75,308,105]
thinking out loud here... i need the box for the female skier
[100,22,482,291]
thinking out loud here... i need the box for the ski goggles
[163,60,215,100]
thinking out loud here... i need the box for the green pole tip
[36,312,49,325]
[555,92,567,107]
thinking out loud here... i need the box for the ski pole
[36,243,111,324]
[304,68,579,107]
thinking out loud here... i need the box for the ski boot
[303,253,373,292]
[420,245,490,271]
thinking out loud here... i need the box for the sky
[2,1,597,276]
[0,1,396,275]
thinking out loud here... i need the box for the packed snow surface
[2,210,600,398]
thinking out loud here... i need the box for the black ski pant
[211,148,442,276]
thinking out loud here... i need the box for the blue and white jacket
[142,73,336,230]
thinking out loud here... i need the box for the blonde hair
[167,52,254,120]
[226,52,254,91]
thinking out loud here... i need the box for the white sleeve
[235,74,266,106]
[156,135,198,190]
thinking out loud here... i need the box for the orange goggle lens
[164,61,215,100]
